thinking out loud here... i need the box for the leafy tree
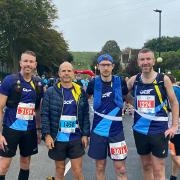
[125,55,139,76]
[0,0,69,73]
[144,36,180,52]
[91,40,121,74]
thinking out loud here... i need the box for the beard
[100,70,112,77]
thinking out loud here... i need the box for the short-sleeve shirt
[0,73,43,131]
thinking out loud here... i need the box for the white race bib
[109,141,128,160]
[16,103,35,121]
[137,95,155,114]
[60,115,77,133]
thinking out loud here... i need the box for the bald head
[59,61,74,72]
[58,61,74,84]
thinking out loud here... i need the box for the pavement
[6,109,180,180]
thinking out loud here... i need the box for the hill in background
[71,52,97,70]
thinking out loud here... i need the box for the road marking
[90,105,93,111]
[64,161,71,176]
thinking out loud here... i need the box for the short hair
[138,48,154,55]
[167,74,176,83]
[21,50,36,58]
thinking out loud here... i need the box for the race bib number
[60,115,77,133]
[109,141,128,160]
[137,95,155,114]
[16,103,35,121]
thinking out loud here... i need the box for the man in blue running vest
[0,50,43,180]
[127,48,179,180]
[86,54,128,180]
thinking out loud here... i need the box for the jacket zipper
[54,88,64,142]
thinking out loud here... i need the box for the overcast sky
[53,0,180,52]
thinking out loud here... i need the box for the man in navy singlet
[86,54,128,180]
[127,48,179,180]
[0,51,43,180]
[41,62,90,180]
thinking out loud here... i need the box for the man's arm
[0,94,8,150]
[125,76,136,106]
[164,75,179,137]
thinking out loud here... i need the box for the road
[6,108,179,180]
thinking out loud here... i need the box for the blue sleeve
[0,75,14,96]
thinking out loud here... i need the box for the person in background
[167,74,180,180]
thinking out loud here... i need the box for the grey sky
[53,0,180,52]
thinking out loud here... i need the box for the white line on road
[64,161,71,176]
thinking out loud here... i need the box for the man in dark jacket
[41,61,90,180]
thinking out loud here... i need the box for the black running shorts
[48,139,85,161]
[133,130,168,158]
[0,126,38,157]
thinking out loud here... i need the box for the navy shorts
[0,126,38,157]
[88,131,128,160]
[133,130,168,158]
[48,139,85,161]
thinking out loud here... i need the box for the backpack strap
[6,73,22,108]
[153,73,168,113]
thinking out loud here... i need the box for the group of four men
[0,48,179,180]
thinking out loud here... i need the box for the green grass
[71,51,97,70]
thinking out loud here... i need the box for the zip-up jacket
[41,82,90,140]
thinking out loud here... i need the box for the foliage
[71,52,97,70]
[91,40,122,75]
[144,36,180,52]
[125,55,139,76]
[0,0,69,74]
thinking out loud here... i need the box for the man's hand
[81,136,88,149]
[165,125,178,139]
[45,134,54,150]
[0,134,7,151]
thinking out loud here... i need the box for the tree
[144,36,180,52]
[91,40,121,74]
[125,55,139,76]
[0,0,69,73]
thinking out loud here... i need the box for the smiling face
[20,53,37,75]
[97,60,114,78]
[58,62,74,84]
[137,51,155,73]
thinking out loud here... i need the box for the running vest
[133,73,169,135]
[6,73,42,110]
[93,75,123,110]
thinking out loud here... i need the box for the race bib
[137,95,155,114]
[109,141,128,160]
[16,103,35,121]
[60,115,77,133]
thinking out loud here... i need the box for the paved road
[6,111,180,180]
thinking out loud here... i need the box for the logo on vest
[64,100,74,104]
[22,88,32,92]
[102,92,112,98]
[140,89,153,95]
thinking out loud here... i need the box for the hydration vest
[93,75,123,110]
[133,73,168,115]
[6,73,42,110]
